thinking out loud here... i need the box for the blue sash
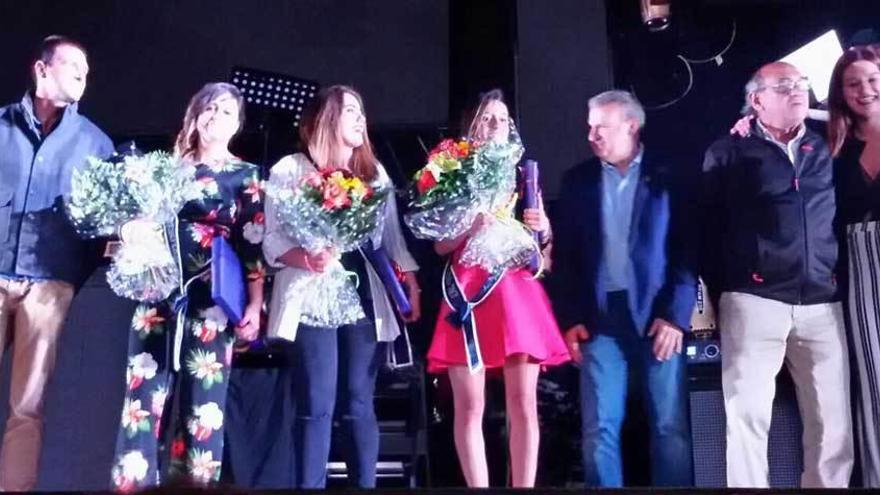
[442,262,505,374]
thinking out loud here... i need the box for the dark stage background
[0,0,450,131]
[1,0,879,490]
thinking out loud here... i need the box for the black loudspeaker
[688,364,803,488]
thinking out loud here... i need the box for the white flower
[123,161,151,185]
[129,352,158,380]
[188,449,222,483]
[187,402,225,441]
[116,450,149,481]
[186,349,223,381]
[200,305,229,330]
[192,402,224,430]
[242,221,265,244]
[425,162,443,180]
[121,399,151,431]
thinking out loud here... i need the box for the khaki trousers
[0,278,74,492]
[720,291,853,488]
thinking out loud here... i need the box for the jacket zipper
[794,142,808,305]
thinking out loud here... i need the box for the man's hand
[647,317,684,361]
[564,324,590,364]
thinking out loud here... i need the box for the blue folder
[212,235,246,324]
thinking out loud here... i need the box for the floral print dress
[111,160,265,491]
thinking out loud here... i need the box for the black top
[834,138,880,226]
[833,137,880,293]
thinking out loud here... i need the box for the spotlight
[641,0,671,32]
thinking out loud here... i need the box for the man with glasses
[701,61,853,487]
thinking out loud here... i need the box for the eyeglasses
[757,77,811,95]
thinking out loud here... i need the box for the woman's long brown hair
[298,85,378,181]
[173,82,245,162]
[827,44,880,157]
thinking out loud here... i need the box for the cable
[631,54,694,110]
[680,19,737,64]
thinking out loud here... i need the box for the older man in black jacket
[701,61,852,488]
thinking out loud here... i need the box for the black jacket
[701,123,839,305]
[550,149,697,334]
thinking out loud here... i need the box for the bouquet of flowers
[68,151,202,302]
[404,134,537,272]
[267,167,389,327]
[269,168,388,253]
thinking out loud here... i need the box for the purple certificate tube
[522,159,542,273]
[362,243,412,317]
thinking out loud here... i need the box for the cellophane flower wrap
[67,151,202,302]
[266,166,389,327]
[404,130,537,272]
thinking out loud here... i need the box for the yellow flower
[327,171,347,188]
[438,156,462,173]
[347,178,369,201]
[339,176,363,191]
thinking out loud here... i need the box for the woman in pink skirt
[426,89,569,487]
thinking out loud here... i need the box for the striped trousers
[848,221,880,487]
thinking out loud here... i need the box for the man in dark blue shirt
[0,35,113,491]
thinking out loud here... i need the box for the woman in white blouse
[262,85,420,489]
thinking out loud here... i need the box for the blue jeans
[291,320,381,488]
[579,291,692,487]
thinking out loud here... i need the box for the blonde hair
[298,85,378,181]
[173,82,245,161]
[466,88,507,140]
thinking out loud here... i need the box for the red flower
[322,181,351,210]
[302,172,323,189]
[429,138,469,160]
[171,438,186,459]
[192,223,215,248]
[115,477,136,493]
[128,375,143,391]
[253,212,265,225]
[416,170,438,194]
[197,323,217,343]
[192,424,213,442]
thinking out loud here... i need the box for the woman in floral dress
[110,82,265,491]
